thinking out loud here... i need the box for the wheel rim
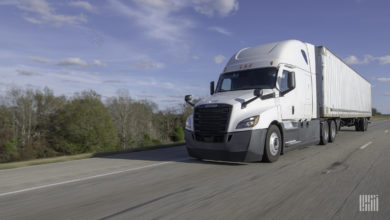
[269,132,280,156]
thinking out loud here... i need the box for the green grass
[0,142,185,170]
[371,115,390,121]
[0,153,94,170]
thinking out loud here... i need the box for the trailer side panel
[317,46,372,118]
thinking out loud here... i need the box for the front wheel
[263,125,281,163]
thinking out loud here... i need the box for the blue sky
[0,0,389,113]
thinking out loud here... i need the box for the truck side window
[221,78,231,91]
[278,70,290,92]
[301,50,308,64]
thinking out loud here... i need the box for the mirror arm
[241,96,259,109]
[185,100,194,107]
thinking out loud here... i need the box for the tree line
[0,88,192,163]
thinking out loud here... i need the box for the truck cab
[184,39,370,162]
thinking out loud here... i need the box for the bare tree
[107,90,133,149]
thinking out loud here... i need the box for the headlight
[185,115,193,131]
[236,116,259,129]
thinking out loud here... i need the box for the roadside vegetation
[371,108,390,120]
[0,88,192,163]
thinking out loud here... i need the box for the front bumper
[185,129,267,162]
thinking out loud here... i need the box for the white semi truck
[184,40,372,162]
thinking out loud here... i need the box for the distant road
[1,120,389,220]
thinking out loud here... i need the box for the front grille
[194,104,232,142]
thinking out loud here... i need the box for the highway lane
[0,120,389,220]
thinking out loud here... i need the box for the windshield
[216,67,278,92]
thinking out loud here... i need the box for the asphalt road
[1,120,389,220]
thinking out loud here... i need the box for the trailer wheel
[363,118,368,131]
[263,125,281,163]
[355,119,362,131]
[356,118,365,132]
[328,120,336,143]
[320,121,329,145]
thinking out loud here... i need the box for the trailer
[317,46,371,130]
[184,40,372,162]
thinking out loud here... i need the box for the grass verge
[0,142,185,170]
[371,115,390,121]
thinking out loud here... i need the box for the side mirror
[185,95,194,106]
[253,89,263,97]
[210,81,215,95]
[242,89,263,108]
[288,72,295,89]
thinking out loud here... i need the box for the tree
[106,90,133,149]
[372,108,381,116]
[173,127,184,142]
[0,106,17,162]
[52,90,119,154]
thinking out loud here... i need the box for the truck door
[277,66,298,121]
[303,71,313,119]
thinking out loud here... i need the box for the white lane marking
[385,130,389,134]
[0,160,185,197]
[360,141,373,150]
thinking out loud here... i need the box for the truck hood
[197,90,263,106]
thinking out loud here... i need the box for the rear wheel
[363,118,368,131]
[263,125,281,163]
[320,120,329,145]
[328,120,336,143]
[355,119,362,131]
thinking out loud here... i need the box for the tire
[335,120,340,133]
[358,118,365,132]
[320,120,329,145]
[263,125,281,163]
[355,119,362,131]
[363,118,368,131]
[328,120,336,143]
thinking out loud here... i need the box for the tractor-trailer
[184,40,371,162]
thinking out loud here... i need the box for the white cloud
[28,56,49,63]
[377,55,390,65]
[109,0,193,45]
[193,0,239,17]
[208,26,232,35]
[344,56,362,65]
[57,58,107,67]
[92,60,107,67]
[57,58,89,67]
[134,78,178,90]
[16,68,41,76]
[192,56,200,60]
[133,0,181,9]
[384,92,390,96]
[214,55,226,64]
[343,55,373,65]
[344,54,390,65]
[109,0,239,46]
[377,77,390,82]
[12,0,86,26]
[69,1,96,13]
[131,60,164,70]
